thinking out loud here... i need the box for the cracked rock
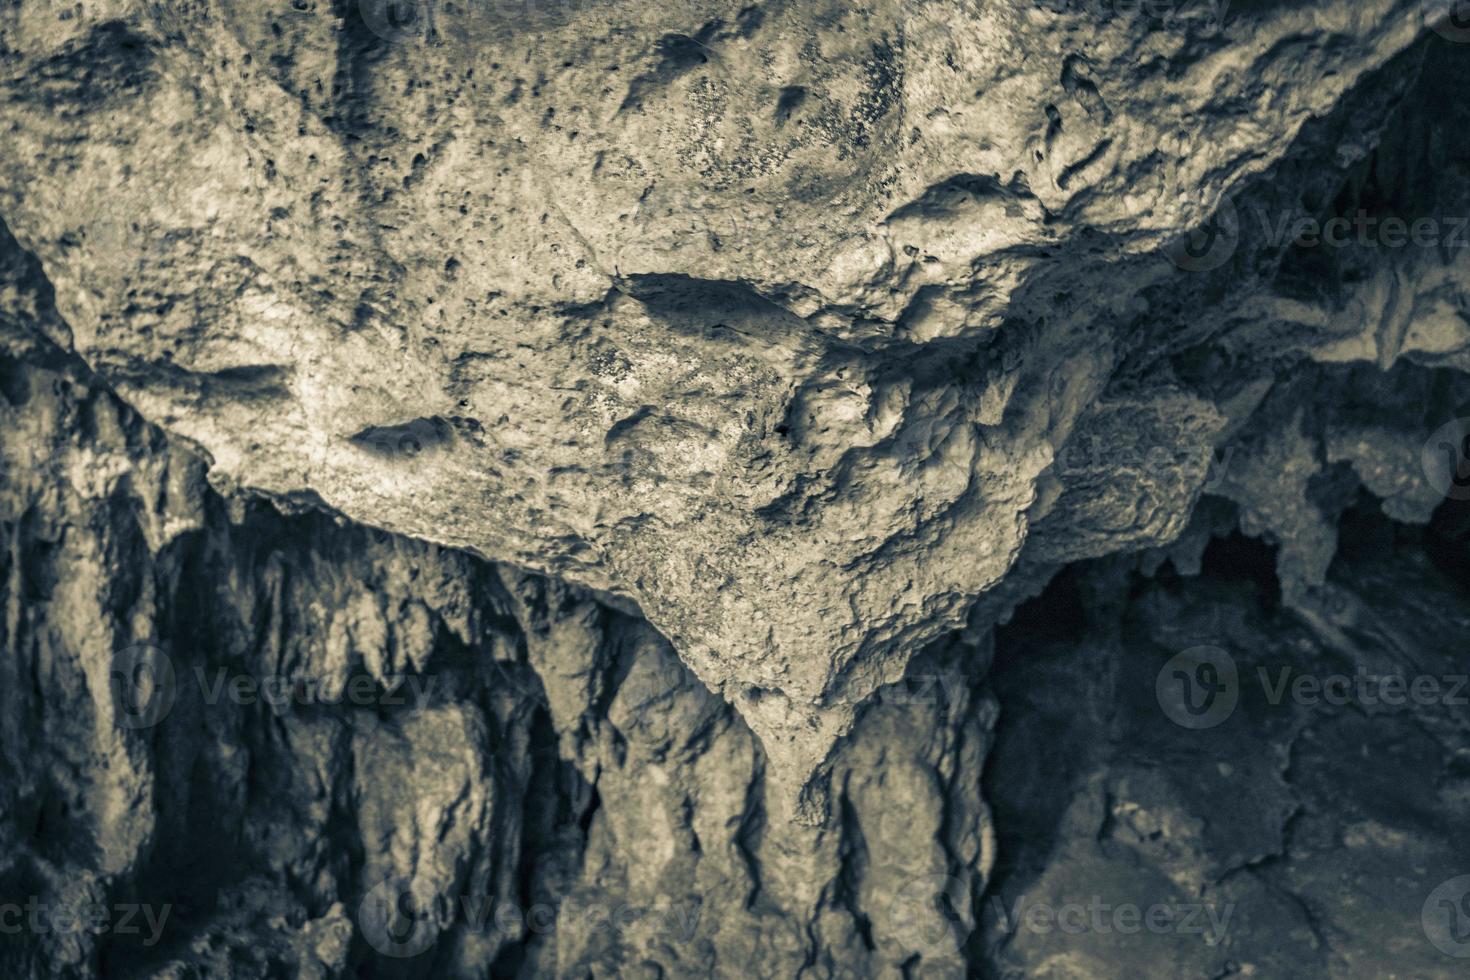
[2,0,1470,976]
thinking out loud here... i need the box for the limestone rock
[0,1,1456,809]
[4,0,1470,976]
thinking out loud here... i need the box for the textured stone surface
[5,0,1470,975]
[0,286,997,976]
[982,505,1470,979]
[1,1,1464,811]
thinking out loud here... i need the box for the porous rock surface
[0,272,996,977]
[983,500,1470,980]
[1,0,1465,813]
[4,0,1470,975]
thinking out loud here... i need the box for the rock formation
[1,0,1469,976]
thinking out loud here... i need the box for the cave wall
[0,258,995,976]
[2,1,1470,977]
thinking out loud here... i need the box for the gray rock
[0,0,1454,810]
[2,0,1470,975]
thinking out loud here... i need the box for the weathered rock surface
[2,1,1466,810]
[0,273,996,976]
[4,0,1470,975]
[982,502,1470,979]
